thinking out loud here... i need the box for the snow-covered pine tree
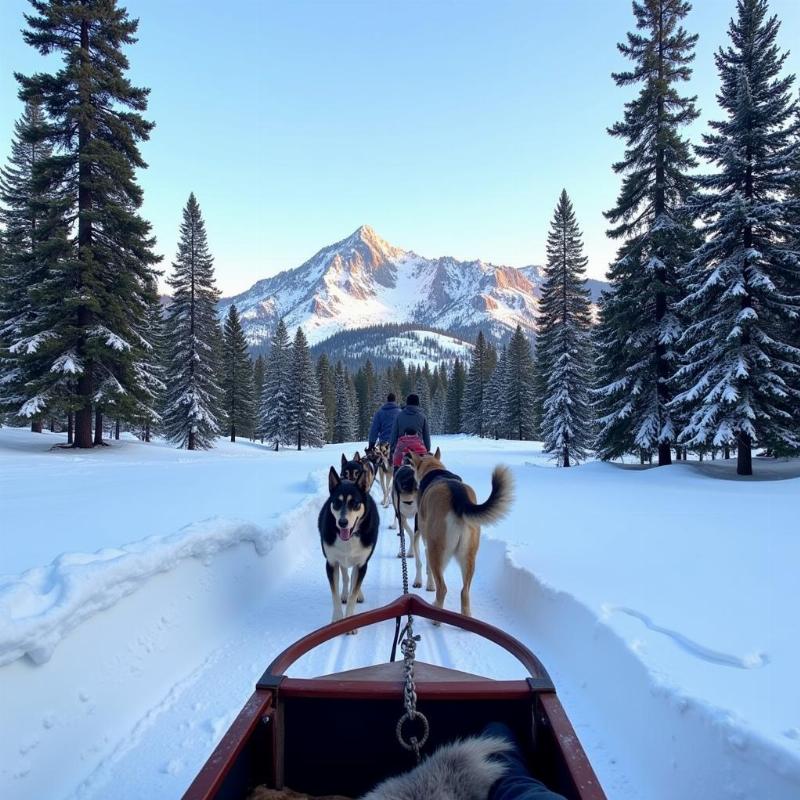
[595,0,700,466]
[333,360,356,443]
[505,326,537,440]
[672,0,800,474]
[221,305,255,442]
[461,331,496,437]
[163,194,222,450]
[0,100,55,432]
[483,346,508,440]
[315,353,336,443]
[260,319,292,450]
[535,190,595,466]
[16,0,161,447]
[445,358,466,433]
[415,374,432,417]
[252,353,266,441]
[287,327,325,450]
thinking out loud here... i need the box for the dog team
[319,392,514,632]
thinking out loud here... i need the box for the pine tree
[163,194,222,450]
[535,190,595,466]
[287,327,325,450]
[415,374,432,417]
[221,305,255,442]
[252,353,266,440]
[461,331,495,437]
[505,326,537,440]
[484,346,509,439]
[16,0,161,447]
[316,353,336,443]
[673,0,800,474]
[596,0,700,465]
[333,360,356,443]
[445,358,466,433]
[260,319,291,450]
[0,100,55,432]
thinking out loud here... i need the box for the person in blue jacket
[368,393,401,449]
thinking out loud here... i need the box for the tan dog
[409,450,513,618]
[367,442,393,507]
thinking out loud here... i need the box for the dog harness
[417,468,463,499]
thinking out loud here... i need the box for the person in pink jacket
[392,428,428,468]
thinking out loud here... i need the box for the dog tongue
[338,527,352,541]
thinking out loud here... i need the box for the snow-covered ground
[1,427,798,800]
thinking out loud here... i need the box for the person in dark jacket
[389,394,431,453]
[368,393,401,449]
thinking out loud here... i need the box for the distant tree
[445,358,467,433]
[461,331,495,436]
[415,374,432,417]
[595,0,700,466]
[163,194,222,450]
[673,0,800,474]
[535,190,594,466]
[484,346,508,440]
[252,354,266,441]
[0,100,55,432]
[221,305,255,442]
[505,326,537,440]
[333,360,356,443]
[260,319,292,450]
[316,353,336,442]
[287,327,325,449]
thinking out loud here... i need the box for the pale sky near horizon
[1,0,799,296]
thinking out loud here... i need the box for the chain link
[394,511,429,762]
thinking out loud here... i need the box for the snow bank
[0,510,303,667]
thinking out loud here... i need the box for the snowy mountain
[219,225,606,349]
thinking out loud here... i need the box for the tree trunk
[737,432,752,476]
[144,421,151,443]
[188,430,196,451]
[67,412,74,445]
[94,409,103,445]
[114,419,120,440]
[563,445,570,468]
[724,445,731,460]
[297,428,302,451]
[231,425,236,443]
[50,417,56,432]
[31,420,42,433]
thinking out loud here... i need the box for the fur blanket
[248,735,511,800]
[361,735,511,800]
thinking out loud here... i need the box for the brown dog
[409,450,513,619]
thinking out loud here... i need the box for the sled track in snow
[5,465,800,800]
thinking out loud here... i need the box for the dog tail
[452,465,514,526]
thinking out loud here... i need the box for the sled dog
[366,442,393,508]
[409,450,513,618]
[389,463,418,559]
[340,452,375,492]
[319,466,379,632]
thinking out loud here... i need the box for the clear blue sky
[1,0,799,295]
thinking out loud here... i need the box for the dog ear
[329,466,341,493]
[354,451,361,462]
[434,447,441,460]
[341,454,348,472]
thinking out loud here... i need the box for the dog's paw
[357,595,364,603]
[432,619,442,627]
[341,596,348,604]
[346,628,359,635]
[412,580,422,589]
[426,584,435,592]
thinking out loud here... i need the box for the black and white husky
[318,466,379,633]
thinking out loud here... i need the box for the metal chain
[394,512,429,761]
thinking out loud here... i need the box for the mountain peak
[336,224,404,264]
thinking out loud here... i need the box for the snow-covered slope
[219,225,565,347]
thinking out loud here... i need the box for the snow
[1,427,799,799]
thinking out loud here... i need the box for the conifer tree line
[1,0,798,475]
